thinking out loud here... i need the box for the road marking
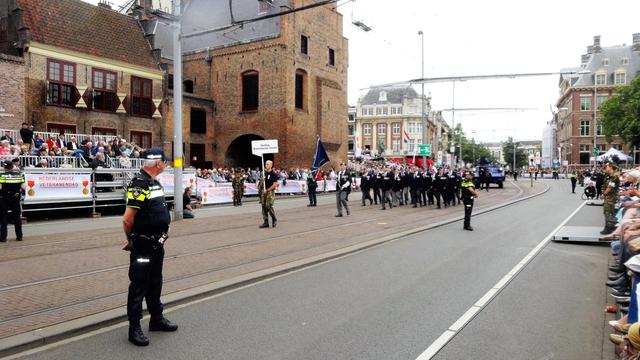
[414,200,588,360]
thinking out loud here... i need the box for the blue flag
[312,138,330,175]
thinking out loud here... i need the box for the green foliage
[502,137,529,169]
[449,124,495,164]
[600,77,640,147]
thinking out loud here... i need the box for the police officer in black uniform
[433,168,448,209]
[461,171,479,231]
[306,172,318,207]
[410,167,424,208]
[122,149,178,346]
[0,160,25,242]
[372,170,382,205]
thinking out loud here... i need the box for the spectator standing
[19,123,33,148]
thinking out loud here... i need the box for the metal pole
[593,79,597,171]
[513,141,516,175]
[419,31,426,167]
[451,81,455,165]
[458,114,462,166]
[172,0,184,220]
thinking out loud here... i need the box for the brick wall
[0,53,25,129]
[23,52,163,146]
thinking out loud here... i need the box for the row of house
[0,0,348,169]
[349,85,450,166]
[549,34,640,168]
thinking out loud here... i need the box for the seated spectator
[33,134,45,149]
[67,136,79,151]
[0,140,10,155]
[36,158,48,168]
[118,153,132,168]
[91,152,109,169]
[183,187,195,219]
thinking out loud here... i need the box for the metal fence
[0,129,17,142]
[62,133,119,145]
[0,155,89,168]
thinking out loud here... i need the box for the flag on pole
[403,129,410,144]
[312,137,330,176]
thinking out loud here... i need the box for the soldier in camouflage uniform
[232,168,245,206]
[600,162,620,235]
[259,160,278,228]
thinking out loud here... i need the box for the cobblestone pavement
[0,179,546,339]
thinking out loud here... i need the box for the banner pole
[261,153,266,192]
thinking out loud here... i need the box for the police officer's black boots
[129,323,150,346]
[271,217,277,228]
[149,316,178,332]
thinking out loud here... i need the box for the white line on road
[414,200,588,360]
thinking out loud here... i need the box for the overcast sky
[86,0,640,143]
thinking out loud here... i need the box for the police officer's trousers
[127,244,165,324]
[373,188,381,204]
[463,198,474,228]
[382,190,393,209]
[0,194,22,241]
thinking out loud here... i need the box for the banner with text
[158,173,197,195]
[24,173,92,203]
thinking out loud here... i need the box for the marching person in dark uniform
[380,167,393,210]
[306,172,318,207]
[360,170,373,206]
[433,168,448,209]
[392,169,403,206]
[0,160,25,242]
[445,170,458,207]
[401,169,411,206]
[231,168,244,206]
[423,168,433,206]
[122,149,178,347]
[373,170,382,205]
[259,160,278,228]
[461,171,478,231]
[335,163,351,217]
[410,167,424,208]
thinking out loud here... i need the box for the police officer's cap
[3,160,13,169]
[141,148,165,161]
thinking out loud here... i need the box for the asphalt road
[10,179,610,360]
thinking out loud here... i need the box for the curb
[0,183,549,358]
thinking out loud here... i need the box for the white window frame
[615,72,626,85]
[580,96,591,111]
[392,139,400,152]
[595,73,606,86]
[363,123,372,135]
[580,119,590,136]
[377,123,386,135]
[392,123,401,135]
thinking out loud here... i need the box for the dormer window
[615,71,626,85]
[622,57,629,65]
[379,91,387,102]
[595,73,606,86]
[603,58,609,66]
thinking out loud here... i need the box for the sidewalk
[0,179,547,355]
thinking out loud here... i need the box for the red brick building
[139,0,349,169]
[556,34,640,167]
[0,0,163,147]
[0,53,25,129]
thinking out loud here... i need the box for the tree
[600,77,640,148]
[502,137,528,169]
[449,124,495,165]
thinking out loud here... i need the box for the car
[474,157,506,188]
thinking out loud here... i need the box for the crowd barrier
[19,167,351,211]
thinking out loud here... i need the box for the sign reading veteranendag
[252,140,279,156]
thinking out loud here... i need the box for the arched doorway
[225,134,274,169]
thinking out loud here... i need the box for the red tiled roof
[18,0,158,69]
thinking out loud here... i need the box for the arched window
[295,69,307,110]
[183,80,194,93]
[241,70,259,111]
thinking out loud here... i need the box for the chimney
[592,35,601,53]
[98,1,111,9]
[633,33,640,51]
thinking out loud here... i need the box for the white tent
[596,147,633,162]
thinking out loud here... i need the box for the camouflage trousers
[261,191,276,223]
[233,189,243,204]
[603,198,616,229]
